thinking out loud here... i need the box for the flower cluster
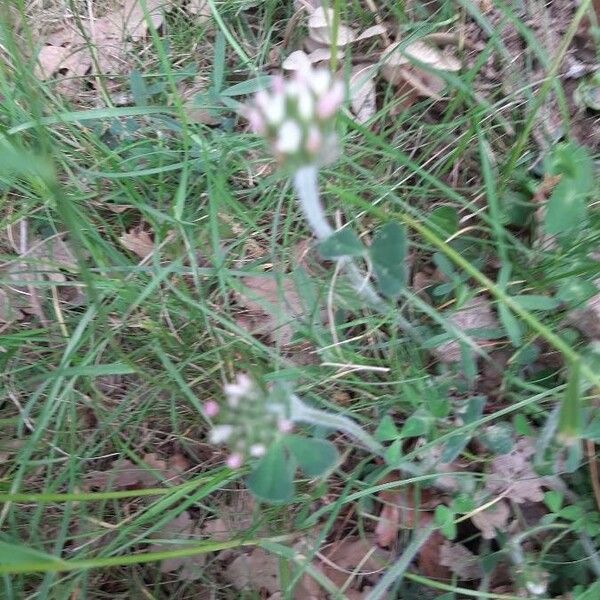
[204,374,293,469]
[244,57,343,166]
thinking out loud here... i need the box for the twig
[586,439,600,512]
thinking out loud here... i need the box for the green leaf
[513,413,533,436]
[129,69,149,106]
[285,436,338,478]
[558,363,583,443]
[559,505,583,521]
[247,443,295,504]
[451,494,475,514]
[512,295,560,311]
[583,415,600,441]
[318,229,364,259]
[556,278,598,309]
[543,490,563,513]
[440,433,469,463]
[375,415,399,441]
[429,206,459,236]
[498,303,522,347]
[0,540,65,567]
[369,222,407,298]
[480,424,513,454]
[384,439,402,466]
[544,143,593,235]
[400,414,429,438]
[434,505,456,540]
[221,76,273,96]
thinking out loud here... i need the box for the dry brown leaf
[119,228,154,258]
[224,548,280,595]
[471,499,510,539]
[202,490,256,542]
[294,0,322,12]
[188,0,211,20]
[150,511,206,579]
[109,0,167,43]
[307,46,344,63]
[282,49,312,71]
[237,276,315,346]
[0,288,25,324]
[320,536,390,589]
[349,65,377,124]
[85,452,183,490]
[417,529,452,581]
[375,483,440,547]
[35,1,173,95]
[434,295,498,363]
[308,8,356,47]
[356,24,387,41]
[439,540,483,580]
[485,438,545,503]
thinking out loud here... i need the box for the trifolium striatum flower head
[243,60,343,167]
[204,373,293,469]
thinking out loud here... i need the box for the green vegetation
[1,0,599,598]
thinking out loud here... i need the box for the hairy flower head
[204,374,293,469]
[244,59,343,166]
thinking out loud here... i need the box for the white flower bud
[264,94,285,125]
[297,90,314,121]
[210,425,234,444]
[276,120,302,154]
[250,444,266,457]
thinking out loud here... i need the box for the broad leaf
[285,436,338,477]
[544,142,593,235]
[319,229,364,259]
[480,424,513,455]
[429,206,459,236]
[369,222,407,298]
[434,505,457,540]
[247,443,295,504]
[512,294,560,311]
[375,415,399,441]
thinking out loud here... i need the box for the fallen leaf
[150,511,206,579]
[282,49,312,71]
[382,39,461,102]
[471,499,510,539]
[237,276,317,346]
[108,0,167,43]
[202,490,257,541]
[119,228,154,258]
[0,287,25,324]
[356,24,387,41]
[375,481,440,546]
[434,295,498,363]
[224,548,280,595]
[308,7,356,47]
[307,46,344,63]
[319,536,390,589]
[418,529,452,581]
[35,1,174,96]
[85,452,184,490]
[485,438,545,503]
[349,64,377,123]
[439,540,483,580]
[188,0,211,20]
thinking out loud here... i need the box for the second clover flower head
[244,58,343,167]
[204,374,294,469]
